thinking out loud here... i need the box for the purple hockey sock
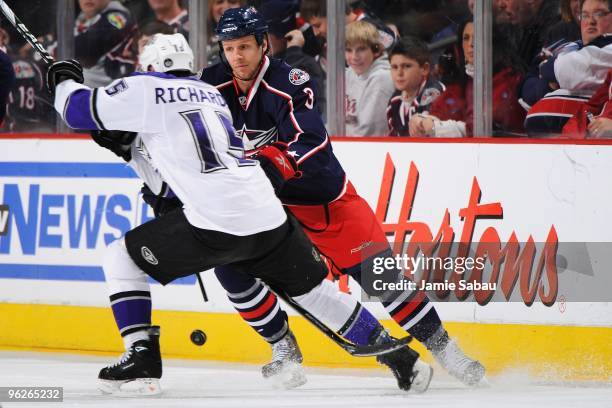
[109,290,152,337]
[338,305,381,345]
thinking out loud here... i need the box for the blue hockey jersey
[200,56,346,205]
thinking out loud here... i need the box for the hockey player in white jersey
[47,33,414,395]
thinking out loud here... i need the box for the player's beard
[232,48,266,82]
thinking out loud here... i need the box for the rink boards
[0,136,611,381]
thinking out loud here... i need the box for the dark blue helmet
[216,6,269,43]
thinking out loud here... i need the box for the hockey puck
[190,329,207,346]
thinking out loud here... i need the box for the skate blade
[473,375,491,388]
[410,360,433,394]
[98,378,162,396]
[265,362,307,390]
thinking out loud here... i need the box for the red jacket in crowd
[563,69,612,138]
[429,67,526,136]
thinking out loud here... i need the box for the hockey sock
[103,238,152,349]
[338,304,381,345]
[215,266,289,343]
[293,279,381,345]
[383,291,442,343]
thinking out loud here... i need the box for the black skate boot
[261,330,307,389]
[426,326,486,386]
[373,327,433,393]
[98,326,162,395]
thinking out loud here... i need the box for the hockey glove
[46,59,84,95]
[141,184,183,217]
[255,142,301,191]
[90,130,137,162]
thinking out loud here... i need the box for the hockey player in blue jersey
[198,6,486,390]
[46,33,414,395]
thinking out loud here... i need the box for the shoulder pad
[105,11,128,30]
[420,87,442,106]
[12,60,36,79]
[200,63,231,86]
[288,68,310,86]
[266,59,313,95]
[589,34,612,49]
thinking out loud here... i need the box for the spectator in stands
[83,19,176,98]
[207,0,245,65]
[0,28,8,53]
[386,36,445,137]
[75,0,134,87]
[563,69,612,137]
[0,48,15,128]
[496,0,561,66]
[5,50,55,133]
[495,0,523,24]
[148,0,189,38]
[546,0,582,44]
[299,0,397,52]
[134,21,177,69]
[259,0,326,115]
[523,0,611,136]
[409,20,526,137]
[345,20,395,136]
[1,29,55,133]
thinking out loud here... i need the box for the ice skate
[373,328,433,393]
[98,326,162,395]
[261,330,307,389]
[427,327,486,386]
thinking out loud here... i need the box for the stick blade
[345,335,413,357]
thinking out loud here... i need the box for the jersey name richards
[54,72,286,235]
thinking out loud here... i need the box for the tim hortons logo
[375,154,559,307]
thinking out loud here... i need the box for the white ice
[0,351,610,408]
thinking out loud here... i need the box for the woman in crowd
[409,20,526,137]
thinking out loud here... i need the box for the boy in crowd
[345,20,395,136]
[386,37,445,137]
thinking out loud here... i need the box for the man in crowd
[148,0,189,37]
[75,0,134,86]
[523,0,611,135]
[259,0,326,115]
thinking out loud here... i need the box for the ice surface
[0,351,610,408]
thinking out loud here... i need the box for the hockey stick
[270,287,412,357]
[196,272,208,302]
[0,1,54,65]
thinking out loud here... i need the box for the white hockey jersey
[54,72,287,235]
